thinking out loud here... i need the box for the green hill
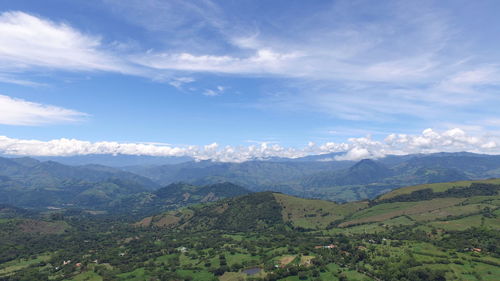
[2,178,500,281]
[139,178,500,234]
[377,178,500,201]
[0,156,159,209]
[138,191,368,231]
[336,179,500,231]
[111,182,251,216]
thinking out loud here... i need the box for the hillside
[138,191,368,231]
[111,182,251,216]
[0,156,159,209]
[2,152,499,212]
[137,192,284,231]
[377,178,500,201]
[2,179,500,281]
[139,178,500,234]
[125,152,500,202]
[124,159,353,191]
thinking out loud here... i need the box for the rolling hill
[2,178,500,281]
[138,178,500,233]
[124,152,500,202]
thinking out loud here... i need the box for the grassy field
[154,253,178,264]
[225,253,259,267]
[117,268,147,280]
[340,198,464,227]
[67,270,103,281]
[0,254,51,277]
[409,203,493,222]
[274,193,368,229]
[377,178,500,201]
[177,269,217,280]
[428,213,500,231]
[219,271,247,281]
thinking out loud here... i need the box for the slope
[111,182,251,216]
[0,156,159,209]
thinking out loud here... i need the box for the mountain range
[124,152,500,202]
[0,157,158,208]
[2,152,500,210]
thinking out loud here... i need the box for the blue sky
[1,0,500,161]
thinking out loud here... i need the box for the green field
[378,178,500,200]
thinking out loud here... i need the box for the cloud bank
[1,128,498,162]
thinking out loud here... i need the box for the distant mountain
[390,152,500,176]
[124,152,500,202]
[27,154,193,167]
[302,159,393,187]
[0,156,159,209]
[264,152,345,162]
[111,182,251,216]
[2,152,500,210]
[123,159,354,193]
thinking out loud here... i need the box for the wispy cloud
[1,2,500,128]
[133,49,301,76]
[203,86,225,97]
[0,128,499,162]
[0,11,134,75]
[0,94,87,126]
[168,77,195,89]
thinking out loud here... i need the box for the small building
[314,244,337,249]
[177,246,188,253]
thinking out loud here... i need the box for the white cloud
[203,86,225,96]
[0,74,46,87]
[0,94,86,125]
[0,5,499,128]
[133,49,302,76]
[0,128,499,162]
[168,77,195,89]
[0,11,133,74]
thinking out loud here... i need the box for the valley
[0,178,499,280]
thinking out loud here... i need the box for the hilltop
[111,182,251,216]
[139,178,500,234]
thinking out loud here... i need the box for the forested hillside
[125,152,500,202]
[1,179,498,280]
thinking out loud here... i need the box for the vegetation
[125,152,500,202]
[0,178,499,280]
